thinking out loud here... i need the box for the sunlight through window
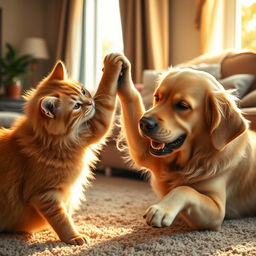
[100,0,123,61]
[240,0,256,51]
[81,0,123,93]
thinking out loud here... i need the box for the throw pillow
[219,74,255,98]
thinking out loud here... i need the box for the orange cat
[0,53,123,245]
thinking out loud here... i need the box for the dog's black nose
[139,117,158,134]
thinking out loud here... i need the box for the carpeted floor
[0,174,255,256]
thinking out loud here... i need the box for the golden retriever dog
[115,53,256,231]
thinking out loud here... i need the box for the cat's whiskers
[94,94,112,103]
[93,94,105,101]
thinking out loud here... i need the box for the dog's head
[139,68,248,158]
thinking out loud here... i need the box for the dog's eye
[154,95,160,103]
[73,102,82,110]
[174,101,190,110]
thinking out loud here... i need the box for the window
[237,0,256,51]
[100,0,123,61]
[80,0,123,93]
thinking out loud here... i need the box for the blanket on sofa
[0,175,255,256]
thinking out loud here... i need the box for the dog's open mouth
[149,134,187,156]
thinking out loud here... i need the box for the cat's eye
[174,101,190,111]
[81,88,86,96]
[73,102,82,110]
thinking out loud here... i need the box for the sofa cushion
[219,74,255,98]
[240,90,256,108]
[0,111,21,128]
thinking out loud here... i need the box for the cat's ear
[48,61,67,80]
[40,96,58,119]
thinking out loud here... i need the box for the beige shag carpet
[0,174,255,256]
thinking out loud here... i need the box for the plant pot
[6,84,22,99]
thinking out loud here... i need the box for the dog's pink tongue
[151,140,165,150]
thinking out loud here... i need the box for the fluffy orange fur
[0,53,124,245]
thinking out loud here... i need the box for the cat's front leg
[31,191,86,245]
[86,53,124,145]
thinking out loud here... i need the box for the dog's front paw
[143,204,176,228]
[63,234,88,245]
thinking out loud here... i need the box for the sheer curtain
[196,0,239,54]
[55,0,122,93]
[80,0,123,93]
[55,0,103,93]
[79,0,102,93]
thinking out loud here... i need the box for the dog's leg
[117,57,158,168]
[31,192,87,245]
[144,185,225,231]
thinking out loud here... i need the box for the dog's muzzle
[149,134,187,156]
[139,116,187,156]
[139,116,158,135]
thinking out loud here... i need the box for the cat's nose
[86,99,94,106]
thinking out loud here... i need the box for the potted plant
[0,43,33,99]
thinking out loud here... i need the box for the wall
[0,0,200,85]
[0,0,52,87]
[0,0,45,51]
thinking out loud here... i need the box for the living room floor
[0,174,255,256]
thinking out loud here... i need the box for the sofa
[0,112,22,127]
[0,97,24,127]
[98,50,256,175]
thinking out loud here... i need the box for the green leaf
[0,43,33,86]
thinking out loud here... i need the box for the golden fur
[115,53,256,231]
[0,53,123,244]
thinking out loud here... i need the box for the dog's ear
[206,92,248,151]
